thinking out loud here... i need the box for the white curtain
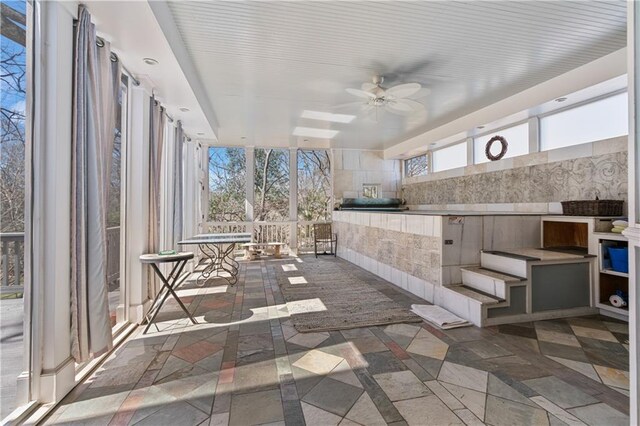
[148,98,165,297]
[173,122,184,247]
[71,5,121,362]
[159,117,175,253]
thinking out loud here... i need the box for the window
[405,154,428,177]
[540,92,628,151]
[254,148,290,221]
[106,75,128,330]
[297,150,331,221]
[208,147,246,221]
[432,142,467,172]
[474,122,529,164]
[1,0,31,419]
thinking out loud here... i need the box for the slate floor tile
[438,361,488,393]
[568,402,629,426]
[373,370,431,402]
[363,351,408,375]
[393,395,464,426]
[522,376,598,409]
[229,389,284,425]
[484,395,549,426]
[302,377,363,417]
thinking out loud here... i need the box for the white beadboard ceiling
[161,0,626,150]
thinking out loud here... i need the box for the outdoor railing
[0,232,24,297]
[203,220,331,254]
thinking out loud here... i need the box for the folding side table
[139,251,197,334]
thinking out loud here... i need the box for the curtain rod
[95,36,140,87]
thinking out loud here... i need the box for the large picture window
[208,147,246,222]
[432,141,467,172]
[474,122,529,164]
[1,0,30,419]
[254,148,290,221]
[297,149,331,221]
[405,154,428,177]
[540,92,628,151]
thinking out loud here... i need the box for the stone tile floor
[45,256,630,425]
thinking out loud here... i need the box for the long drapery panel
[71,5,121,362]
[148,97,165,297]
[173,122,184,248]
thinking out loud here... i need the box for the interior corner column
[29,0,76,404]
[289,147,298,254]
[626,1,640,423]
[245,147,255,223]
[125,85,152,324]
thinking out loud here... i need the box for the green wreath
[485,135,508,161]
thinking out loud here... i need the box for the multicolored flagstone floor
[45,256,629,426]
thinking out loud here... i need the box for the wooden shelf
[597,301,629,315]
[600,269,629,278]
[593,232,628,241]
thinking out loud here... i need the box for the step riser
[461,270,506,299]
[481,252,528,277]
[438,287,483,327]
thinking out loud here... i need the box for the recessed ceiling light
[429,142,437,146]
[477,125,485,129]
[179,107,190,112]
[293,127,339,139]
[143,57,158,65]
[301,110,356,123]
[197,132,204,136]
[241,136,246,140]
[555,97,567,102]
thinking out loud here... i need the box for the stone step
[439,284,505,327]
[461,266,525,299]
[480,251,529,277]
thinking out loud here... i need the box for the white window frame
[538,89,628,152]
[472,119,530,164]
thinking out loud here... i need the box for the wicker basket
[561,199,623,216]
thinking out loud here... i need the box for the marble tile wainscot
[332,211,542,304]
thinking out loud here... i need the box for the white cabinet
[541,216,629,320]
[595,233,629,317]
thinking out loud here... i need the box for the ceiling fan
[339,75,427,117]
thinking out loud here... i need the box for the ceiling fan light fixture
[302,110,355,123]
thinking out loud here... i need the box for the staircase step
[482,250,541,261]
[462,266,526,283]
[445,284,502,305]
[461,266,525,299]
[481,251,529,277]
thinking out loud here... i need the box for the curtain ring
[96,36,105,48]
[110,52,118,63]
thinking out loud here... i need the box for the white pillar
[245,147,255,222]
[28,1,76,404]
[625,2,640,423]
[289,148,298,254]
[125,86,152,324]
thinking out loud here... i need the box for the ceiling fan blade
[333,101,368,110]
[346,88,376,99]
[385,102,413,116]
[384,83,422,99]
[361,82,377,91]
[394,98,425,111]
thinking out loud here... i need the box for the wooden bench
[241,242,285,260]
